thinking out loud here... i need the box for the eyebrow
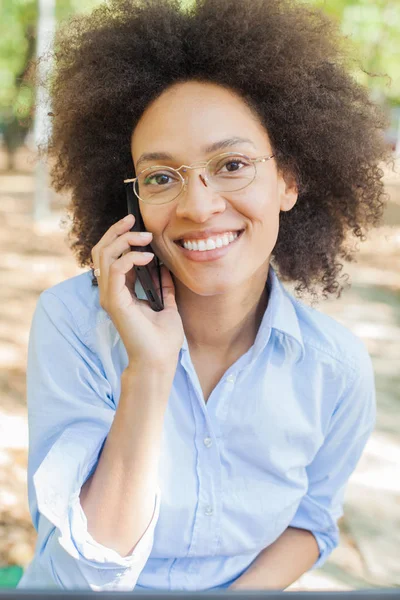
[135,136,257,170]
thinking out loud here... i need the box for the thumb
[159,265,179,310]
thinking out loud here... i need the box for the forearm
[80,365,174,558]
[230,526,320,590]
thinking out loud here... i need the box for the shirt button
[205,505,214,516]
[203,437,212,447]
[226,374,236,383]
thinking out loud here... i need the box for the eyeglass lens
[135,154,256,204]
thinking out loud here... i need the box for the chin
[184,274,243,297]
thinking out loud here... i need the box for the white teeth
[206,239,216,250]
[182,231,239,251]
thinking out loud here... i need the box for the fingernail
[123,215,133,222]
[142,252,154,259]
[139,231,152,237]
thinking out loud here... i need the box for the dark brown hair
[29,0,392,299]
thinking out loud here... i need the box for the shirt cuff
[66,487,161,566]
[33,426,161,568]
[289,494,340,570]
[309,528,339,570]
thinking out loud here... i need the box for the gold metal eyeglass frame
[123,151,275,204]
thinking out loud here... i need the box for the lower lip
[174,230,244,262]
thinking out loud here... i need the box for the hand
[91,214,184,368]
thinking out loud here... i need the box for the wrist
[123,360,176,380]
[121,363,176,399]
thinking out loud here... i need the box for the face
[130,81,297,297]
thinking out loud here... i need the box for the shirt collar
[257,265,305,363]
[180,264,304,364]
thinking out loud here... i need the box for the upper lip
[174,228,244,241]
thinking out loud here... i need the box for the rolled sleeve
[19,290,160,590]
[34,426,161,572]
[290,344,376,570]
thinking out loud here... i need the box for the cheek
[233,182,280,225]
[140,205,169,237]
[140,205,176,263]
[234,185,281,256]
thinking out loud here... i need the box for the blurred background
[0,0,399,591]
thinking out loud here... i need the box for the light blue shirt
[18,265,376,592]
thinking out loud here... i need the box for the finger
[97,229,152,296]
[91,214,135,267]
[104,230,153,263]
[122,246,156,297]
[108,250,154,301]
[160,266,179,310]
[125,250,139,293]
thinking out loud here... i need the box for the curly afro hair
[29,0,392,299]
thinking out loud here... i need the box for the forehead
[131,81,270,157]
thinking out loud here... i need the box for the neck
[173,264,270,358]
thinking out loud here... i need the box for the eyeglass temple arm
[253,154,275,164]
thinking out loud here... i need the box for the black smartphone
[125,182,164,311]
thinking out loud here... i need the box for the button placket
[203,436,214,516]
[185,373,222,557]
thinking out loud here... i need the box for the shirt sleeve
[23,290,161,591]
[289,343,376,570]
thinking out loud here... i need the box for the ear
[278,170,298,212]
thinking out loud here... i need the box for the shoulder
[283,288,376,433]
[36,270,106,342]
[290,292,372,377]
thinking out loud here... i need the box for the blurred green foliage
[0,0,105,165]
[311,0,400,107]
[0,0,399,165]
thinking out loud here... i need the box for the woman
[18,0,390,592]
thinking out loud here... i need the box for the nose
[175,169,226,222]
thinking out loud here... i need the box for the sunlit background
[0,0,399,590]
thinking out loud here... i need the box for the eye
[212,155,252,176]
[142,169,180,186]
[144,173,170,186]
[222,159,245,172]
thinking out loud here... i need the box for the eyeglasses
[123,151,275,205]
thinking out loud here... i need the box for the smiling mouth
[174,229,245,248]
